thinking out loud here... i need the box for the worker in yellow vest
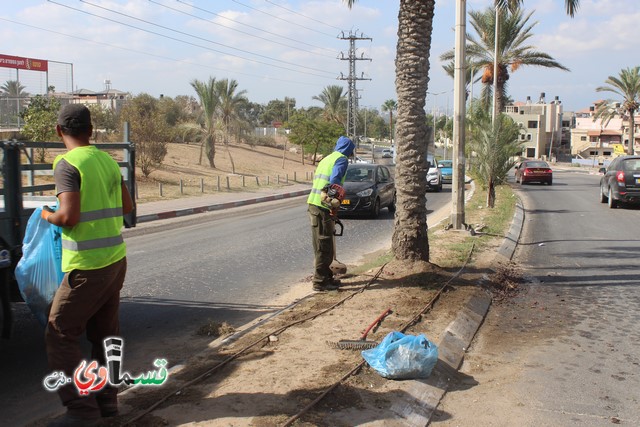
[41,104,133,426]
[307,136,355,292]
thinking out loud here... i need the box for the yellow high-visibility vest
[54,146,126,272]
[307,151,346,208]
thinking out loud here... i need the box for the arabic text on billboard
[0,54,48,72]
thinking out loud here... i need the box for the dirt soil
[41,141,527,426]
[108,254,515,427]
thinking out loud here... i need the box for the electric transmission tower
[338,30,371,142]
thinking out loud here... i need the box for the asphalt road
[510,169,640,425]
[0,182,452,426]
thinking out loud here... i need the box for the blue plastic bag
[15,207,64,326]
[362,331,439,380]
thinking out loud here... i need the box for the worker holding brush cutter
[307,136,355,292]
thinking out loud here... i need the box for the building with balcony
[570,101,639,161]
[504,93,564,160]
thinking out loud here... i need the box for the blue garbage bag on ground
[15,207,64,326]
[361,331,439,380]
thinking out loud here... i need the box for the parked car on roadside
[437,159,453,184]
[599,155,640,208]
[426,156,442,192]
[339,164,396,218]
[514,160,553,185]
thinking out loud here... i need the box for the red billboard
[0,54,48,72]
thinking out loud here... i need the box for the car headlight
[356,188,373,197]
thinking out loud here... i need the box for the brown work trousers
[308,204,335,286]
[45,257,127,419]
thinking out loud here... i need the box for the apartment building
[571,102,639,160]
[504,93,564,160]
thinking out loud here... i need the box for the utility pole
[338,30,371,143]
[452,0,467,229]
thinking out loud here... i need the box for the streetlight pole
[452,0,467,229]
[427,91,447,154]
[492,5,501,126]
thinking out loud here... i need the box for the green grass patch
[346,184,517,272]
[429,184,516,268]
[348,250,394,276]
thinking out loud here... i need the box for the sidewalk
[134,182,313,223]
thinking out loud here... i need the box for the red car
[514,160,553,185]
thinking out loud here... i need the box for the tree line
[9,77,404,178]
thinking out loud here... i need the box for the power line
[78,0,336,77]
[48,1,335,79]
[262,0,343,32]
[231,0,336,38]
[0,17,332,89]
[175,0,337,55]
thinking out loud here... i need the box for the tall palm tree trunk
[391,0,435,262]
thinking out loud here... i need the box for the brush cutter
[328,308,393,350]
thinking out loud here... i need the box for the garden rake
[327,308,392,350]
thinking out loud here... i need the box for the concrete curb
[135,189,311,223]
[496,198,525,261]
[368,288,492,427]
[386,191,525,426]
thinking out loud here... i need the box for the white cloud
[537,11,640,56]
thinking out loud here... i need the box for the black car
[339,164,396,218]
[599,155,640,208]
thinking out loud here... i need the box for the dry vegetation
[18,138,320,203]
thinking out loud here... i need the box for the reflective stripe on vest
[54,146,126,271]
[79,207,124,223]
[62,235,124,251]
[307,151,346,208]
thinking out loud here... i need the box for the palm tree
[216,78,248,173]
[441,7,569,114]
[1,80,28,98]
[312,85,347,126]
[594,66,640,155]
[344,0,434,263]
[1,80,30,127]
[381,99,397,143]
[190,77,219,168]
[467,104,523,207]
[489,1,580,119]
[343,0,579,263]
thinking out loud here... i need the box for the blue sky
[1,0,637,114]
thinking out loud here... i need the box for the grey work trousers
[308,204,335,286]
[45,257,127,419]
